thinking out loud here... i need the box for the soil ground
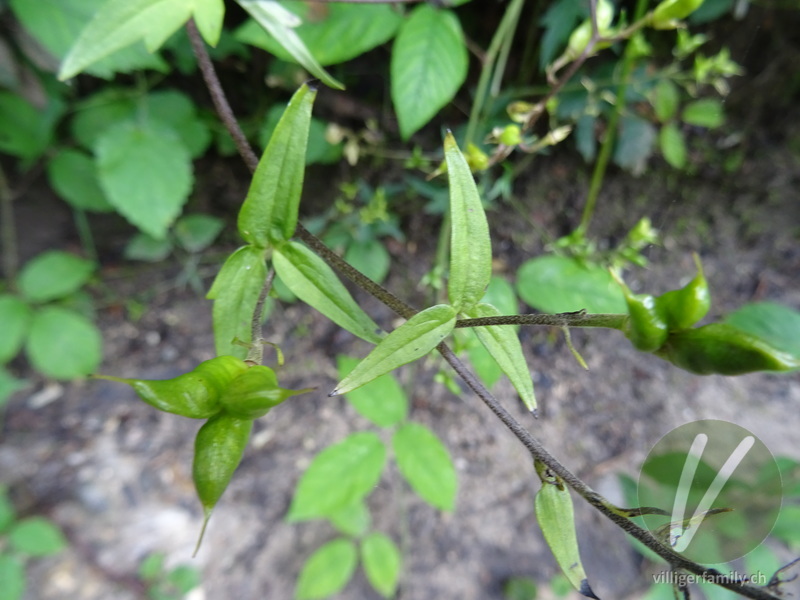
[2,43,800,600]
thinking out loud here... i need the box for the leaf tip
[579,579,601,599]
[328,389,340,397]
[305,78,320,91]
[443,130,457,150]
[531,407,539,419]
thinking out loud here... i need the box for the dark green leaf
[337,355,408,427]
[47,150,114,212]
[235,2,401,66]
[445,132,491,312]
[124,233,174,262]
[273,241,383,344]
[70,89,138,149]
[682,99,725,128]
[659,123,687,169]
[174,214,224,252]
[391,5,468,139]
[145,90,213,158]
[238,84,316,247]
[328,500,371,537]
[539,0,584,70]
[10,0,168,78]
[9,517,67,556]
[0,92,56,160]
[236,0,343,89]
[18,251,95,303]
[0,296,32,363]
[344,239,391,285]
[575,114,597,163]
[0,555,25,600]
[361,533,402,598]
[516,256,626,314]
[332,304,456,396]
[613,114,656,175]
[724,302,800,358]
[295,538,358,600]
[95,120,192,240]
[25,307,103,379]
[393,422,457,511]
[288,432,385,521]
[207,245,268,359]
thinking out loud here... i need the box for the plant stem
[189,25,782,599]
[577,0,650,236]
[246,268,276,365]
[0,163,18,285]
[455,312,627,330]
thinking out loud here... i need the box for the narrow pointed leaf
[337,355,408,427]
[393,422,457,511]
[465,303,536,412]
[287,432,386,522]
[58,0,210,80]
[236,0,344,90]
[207,245,267,358]
[535,473,601,599]
[273,241,382,344]
[295,538,358,600]
[361,533,402,598]
[332,304,456,396]
[445,132,491,312]
[238,84,317,247]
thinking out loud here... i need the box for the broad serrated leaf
[444,132,491,311]
[145,90,213,158]
[465,303,536,412]
[332,304,456,396]
[0,296,32,364]
[17,251,95,303]
[10,0,167,78]
[295,538,358,600]
[682,98,725,128]
[337,355,408,427]
[95,120,192,240]
[724,302,800,358]
[287,432,386,521]
[361,533,402,598]
[8,517,67,556]
[613,114,656,175]
[393,422,456,511]
[0,92,58,160]
[235,2,402,66]
[273,241,383,344]
[0,555,25,600]
[207,245,267,358]
[47,150,114,212]
[238,84,316,246]
[58,0,219,80]
[328,500,371,537]
[391,5,468,139]
[25,307,102,379]
[535,475,600,599]
[659,122,687,169]
[652,79,680,122]
[236,0,343,89]
[516,256,626,314]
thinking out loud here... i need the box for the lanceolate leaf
[287,432,386,522]
[236,0,344,90]
[445,132,492,312]
[207,245,268,359]
[391,5,468,139]
[273,241,383,344]
[361,533,402,598]
[238,84,316,247]
[465,303,536,412]
[393,422,457,511]
[295,538,358,600]
[535,465,600,599]
[331,304,457,396]
[58,0,224,80]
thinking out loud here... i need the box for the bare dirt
[3,90,800,600]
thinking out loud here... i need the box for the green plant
[138,551,202,600]
[0,486,67,600]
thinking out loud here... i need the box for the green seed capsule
[655,323,800,375]
[219,365,313,419]
[655,254,710,331]
[192,413,253,552]
[612,271,669,352]
[95,356,249,419]
[651,0,705,29]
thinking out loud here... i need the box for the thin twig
[188,24,781,600]
[0,163,18,284]
[455,312,627,330]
